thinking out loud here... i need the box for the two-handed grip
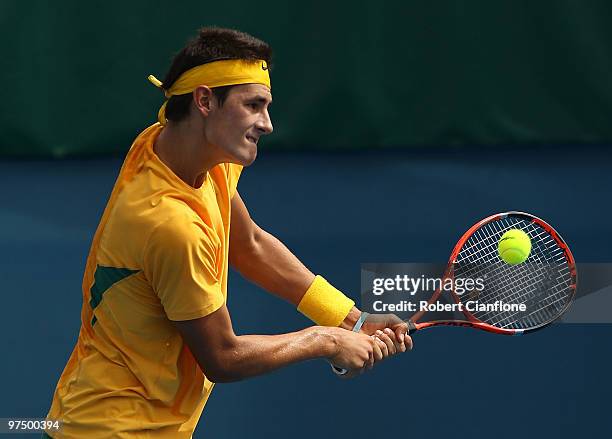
[330,319,416,376]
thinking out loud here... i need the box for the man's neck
[154,122,214,189]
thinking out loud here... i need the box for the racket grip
[330,318,416,376]
[407,320,417,335]
[330,311,370,377]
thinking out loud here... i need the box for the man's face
[204,83,273,166]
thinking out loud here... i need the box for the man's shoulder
[146,209,220,251]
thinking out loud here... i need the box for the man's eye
[247,103,258,109]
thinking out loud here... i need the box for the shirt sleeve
[226,163,243,199]
[143,216,225,321]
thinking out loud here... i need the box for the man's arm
[172,303,383,382]
[229,192,316,306]
[229,192,361,323]
[229,192,412,351]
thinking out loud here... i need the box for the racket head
[414,212,577,335]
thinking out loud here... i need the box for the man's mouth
[246,135,258,145]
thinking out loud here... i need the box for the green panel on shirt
[90,265,140,325]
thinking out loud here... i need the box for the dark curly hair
[161,27,272,122]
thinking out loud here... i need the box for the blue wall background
[2,0,611,436]
[1,146,610,437]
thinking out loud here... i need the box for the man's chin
[243,149,257,166]
[233,145,257,166]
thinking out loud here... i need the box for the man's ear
[193,85,215,117]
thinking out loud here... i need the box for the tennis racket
[333,211,577,375]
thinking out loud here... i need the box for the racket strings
[468,222,571,328]
[452,217,573,330]
[463,221,571,328]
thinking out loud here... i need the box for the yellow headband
[148,59,271,125]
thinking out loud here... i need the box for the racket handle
[331,363,347,376]
[330,317,416,376]
[330,312,370,376]
[407,320,417,335]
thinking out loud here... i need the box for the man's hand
[333,310,413,378]
[324,327,385,372]
[325,312,415,379]
[360,313,413,355]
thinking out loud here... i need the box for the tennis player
[43,27,412,438]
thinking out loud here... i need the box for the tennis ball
[498,229,531,265]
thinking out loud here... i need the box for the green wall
[2,0,612,157]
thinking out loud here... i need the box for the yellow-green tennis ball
[498,229,531,265]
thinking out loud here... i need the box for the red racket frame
[407,211,577,336]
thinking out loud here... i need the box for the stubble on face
[204,84,273,167]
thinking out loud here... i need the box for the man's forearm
[208,326,336,382]
[231,227,362,328]
[231,227,315,305]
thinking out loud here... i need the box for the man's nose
[256,109,273,135]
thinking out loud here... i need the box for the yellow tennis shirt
[45,124,242,438]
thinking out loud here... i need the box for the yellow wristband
[297,275,355,327]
